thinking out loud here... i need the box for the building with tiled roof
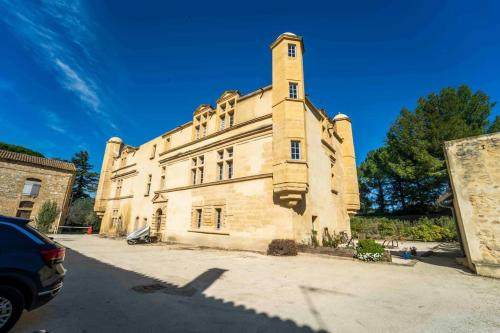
[0,149,76,231]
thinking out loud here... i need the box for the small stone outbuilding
[444,132,500,278]
[0,149,76,231]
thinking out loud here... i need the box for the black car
[0,215,66,332]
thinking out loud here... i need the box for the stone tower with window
[271,33,308,208]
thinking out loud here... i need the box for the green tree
[67,197,101,230]
[488,116,500,133]
[359,85,496,213]
[36,200,59,233]
[71,151,99,201]
[0,142,44,157]
[359,147,390,212]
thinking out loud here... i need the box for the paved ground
[14,235,500,333]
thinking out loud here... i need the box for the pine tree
[359,85,496,214]
[71,151,99,201]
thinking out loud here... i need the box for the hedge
[350,216,457,242]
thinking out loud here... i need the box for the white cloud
[0,0,116,130]
[44,110,67,134]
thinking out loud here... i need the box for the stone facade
[444,132,500,278]
[94,33,360,251]
[0,150,75,231]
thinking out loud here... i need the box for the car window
[0,224,39,250]
[24,225,55,244]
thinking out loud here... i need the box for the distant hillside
[0,142,45,158]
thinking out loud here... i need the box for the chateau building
[0,149,75,230]
[94,33,360,250]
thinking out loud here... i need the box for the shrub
[350,215,457,242]
[267,239,298,256]
[355,239,385,261]
[311,230,319,247]
[36,200,60,233]
[68,197,101,231]
[322,229,340,248]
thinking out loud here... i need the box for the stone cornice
[111,169,138,180]
[107,195,134,201]
[333,131,343,143]
[158,114,272,161]
[112,163,137,173]
[154,173,273,194]
[321,139,336,154]
[188,229,230,236]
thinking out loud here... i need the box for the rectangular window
[199,167,204,184]
[192,169,197,185]
[202,124,207,137]
[227,161,233,179]
[229,112,234,128]
[22,179,41,196]
[215,208,222,230]
[145,174,152,196]
[196,209,202,228]
[220,115,225,130]
[289,83,298,99]
[164,137,171,151]
[288,43,296,57]
[291,140,301,160]
[115,179,122,197]
[195,126,200,139]
[150,144,157,159]
[16,210,31,219]
[217,163,224,181]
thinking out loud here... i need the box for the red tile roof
[0,149,76,172]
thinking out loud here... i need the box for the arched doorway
[155,209,163,234]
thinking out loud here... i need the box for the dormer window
[150,144,156,159]
[288,44,296,57]
[289,82,298,99]
[220,115,225,130]
[229,112,234,128]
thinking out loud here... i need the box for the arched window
[22,178,42,196]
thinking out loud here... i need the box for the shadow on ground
[389,242,472,273]
[13,249,324,333]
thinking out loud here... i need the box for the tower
[271,32,308,207]
[94,137,122,216]
[333,114,360,213]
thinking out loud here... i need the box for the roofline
[0,149,76,173]
[269,33,305,53]
[237,85,272,102]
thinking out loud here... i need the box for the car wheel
[0,286,24,333]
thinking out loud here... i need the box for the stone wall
[0,159,74,230]
[444,132,500,278]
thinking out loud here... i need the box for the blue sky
[1,0,499,170]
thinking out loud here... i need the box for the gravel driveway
[13,235,500,333]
